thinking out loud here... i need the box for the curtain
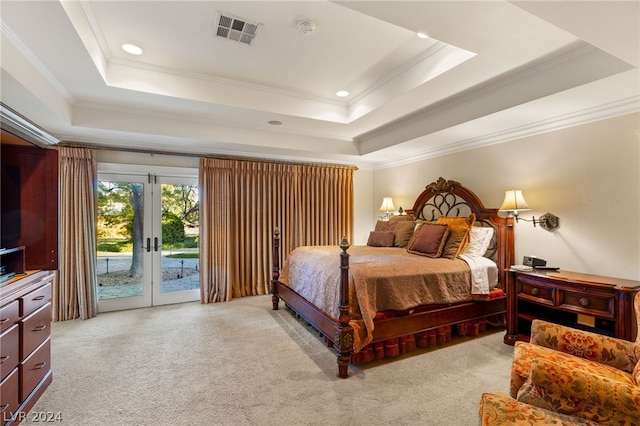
[199,158,354,303]
[55,146,98,320]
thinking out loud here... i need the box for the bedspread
[280,245,477,351]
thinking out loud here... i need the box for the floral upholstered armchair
[510,319,640,424]
[479,391,600,425]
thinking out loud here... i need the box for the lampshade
[379,197,396,212]
[499,190,530,212]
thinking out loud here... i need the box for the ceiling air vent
[215,13,260,46]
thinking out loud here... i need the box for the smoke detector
[215,13,261,46]
[297,21,315,36]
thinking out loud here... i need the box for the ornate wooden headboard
[406,177,514,286]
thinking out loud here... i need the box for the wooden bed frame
[271,177,515,378]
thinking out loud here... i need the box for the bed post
[335,236,353,378]
[271,227,281,310]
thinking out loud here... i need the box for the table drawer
[20,282,51,317]
[21,337,50,402]
[0,300,19,333]
[518,280,555,306]
[559,289,615,318]
[20,302,51,359]
[0,324,19,380]
[0,367,19,422]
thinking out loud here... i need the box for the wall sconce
[498,189,559,231]
[379,197,396,220]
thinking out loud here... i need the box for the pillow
[437,214,476,259]
[436,214,476,228]
[406,223,450,257]
[375,220,397,232]
[389,214,415,222]
[392,220,416,248]
[367,231,395,247]
[463,226,495,257]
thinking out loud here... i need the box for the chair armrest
[529,320,640,373]
[529,357,640,417]
[479,392,599,425]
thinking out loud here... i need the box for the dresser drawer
[0,300,19,334]
[0,324,19,380]
[517,279,555,306]
[21,338,50,402]
[0,367,19,422]
[20,282,51,317]
[559,289,615,318]
[20,302,51,359]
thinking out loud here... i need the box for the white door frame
[97,164,199,312]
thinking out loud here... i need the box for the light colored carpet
[24,295,514,425]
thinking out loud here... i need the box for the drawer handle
[531,288,540,296]
[0,355,9,364]
[33,325,47,331]
[0,318,8,324]
[32,295,46,301]
[33,362,47,370]
[579,297,590,307]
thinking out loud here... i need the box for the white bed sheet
[459,254,498,295]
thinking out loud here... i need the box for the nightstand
[504,269,640,345]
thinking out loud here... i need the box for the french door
[96,164,200,312]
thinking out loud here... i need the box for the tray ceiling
[1,1,638,168]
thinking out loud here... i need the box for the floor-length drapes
[199,158,354,303]
[55,146,98,320]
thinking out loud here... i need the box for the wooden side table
[504,269,640,345]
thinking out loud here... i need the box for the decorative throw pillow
[389,214,416,222]
[367,231,395,247]
[437,213,476,259]
[392,220,416,248]
[436,213,476,228]
[406,223,450,257]
[463,226,495,257]
[375,220,397,232]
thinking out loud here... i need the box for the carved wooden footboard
[271,177,514,378]
[271,228,354,378]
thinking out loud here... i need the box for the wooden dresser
[504,269,640,345]
[2,111,59,425]
[1,270,54,425]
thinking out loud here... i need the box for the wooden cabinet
[504,270,640,345]
[1,130,59,271]
[0,248,25,283]
[1,270,54,425]
[1,111,57,425]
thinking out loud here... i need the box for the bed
[271,177,515,378]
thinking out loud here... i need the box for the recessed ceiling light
[268,120,282,126]
[336,90,349,97]
[122,44,143,55]
[416,32,429,39]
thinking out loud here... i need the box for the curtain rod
[57,141,358,170]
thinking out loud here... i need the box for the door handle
[146,237,151,252]
[154,237,159,252]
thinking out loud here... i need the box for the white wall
[352,168,374,246]
[371,113,640,281]
[97,150,199,169]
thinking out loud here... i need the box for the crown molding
[0,103,60,147]
[373,96,640,170]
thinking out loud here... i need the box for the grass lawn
[165,252,199,259]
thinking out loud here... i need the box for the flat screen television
[1,163,21,249]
